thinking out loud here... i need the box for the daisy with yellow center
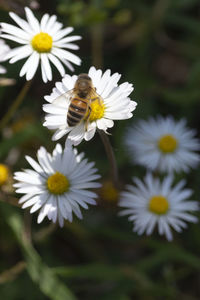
[43,66,137,145]
[0,7,81,82]
[119,173,199,241]
[13,143,101,226]
[125,116,200,173]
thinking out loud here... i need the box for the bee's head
[76,74,92,92]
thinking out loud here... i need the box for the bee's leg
[91,96,103,107]
[85,106,92,131]
[91,97,98,102]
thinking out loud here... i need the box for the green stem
[91,24,104,68]
[0,80,32,131]
[98,129,119,187]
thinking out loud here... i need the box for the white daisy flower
[119,173,199,241]
[125,116,200,173]
[0,7,81,82]
[43,66,137,145]
[13,143,101,227]
[0,38,10,74]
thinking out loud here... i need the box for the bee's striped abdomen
[67,98,88,127]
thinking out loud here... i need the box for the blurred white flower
[14,143,101,226]
[125,116,200,173]
[0,7,81,82]
[0,39,10,74]
[43,66,137,145]
[119,173,199,241]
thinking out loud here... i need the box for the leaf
[0,203,77,300]
[137,240,200,272]
[53,262,178,298]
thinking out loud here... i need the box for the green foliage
[0,203,76,300]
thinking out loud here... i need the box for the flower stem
[98,130,119,187]
[91,24,104,68]
[0,80,32,131]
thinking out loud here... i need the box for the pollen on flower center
[47,172,69,195]
[0,164,9,186]
[158,134,178,153]
[32,32,53,53]
[149,195,169,215]
[89,98,105,122]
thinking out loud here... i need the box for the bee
[54,73,102,130]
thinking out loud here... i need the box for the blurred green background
[1,0,200,299]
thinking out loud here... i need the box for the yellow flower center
[0,164,9,186]
[158,134,178,153]
[89,99,105,122]
[31,32,53,53]
[100,181,118,203]
[47,172,69,195]
[149,195,169,215]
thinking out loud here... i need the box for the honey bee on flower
[43,66,137,145]
[54,73,104,130]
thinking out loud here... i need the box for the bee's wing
[52,89,75,105]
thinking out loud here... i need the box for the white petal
[25,155,43,173]
[0,66,6,73]
[89,67,102,88]
[0,22,30,40]
[45,15,57,32]
[25,7,40,32]
[19,52,39,79]
[51,48,81,66]
[0,33,28,44]
[53,27,74,41]
[40,14,50,31]
[68,123,85,145]
[52,129,69,141]
[47,53,65,76]
[9,12,33,34]
[9,45,33,63]
[41,53,52,81]
[25,51,39,80]
[22,196,40,209]
[54,35,81,45]
[84,127,96,141]
[41,61,48,83]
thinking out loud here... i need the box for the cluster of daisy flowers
[0,7,199,241]
[119,116,200,240]
[13,64,137,225]
[0,7,136,225]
